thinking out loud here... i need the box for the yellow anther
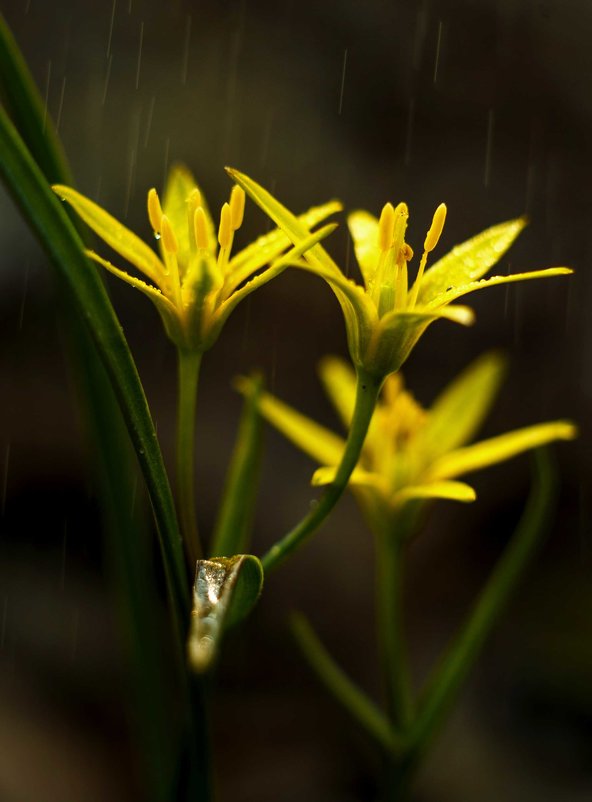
[378,202,395,251]
[218,202,232,249]
[193,206,209,250]
[147,188,163,233]
[229,186,245,231]
[424,203,447,252]
[160,215,178,254]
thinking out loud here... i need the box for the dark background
[0,0,590,799]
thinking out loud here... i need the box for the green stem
[375,532,413,732]
[261,367,382,573]
[176,348,203,565]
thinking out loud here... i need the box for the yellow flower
[227,169,572,379]
[53,164,339,352]
[238,352,577,534]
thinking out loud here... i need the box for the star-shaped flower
[227,169,572,379]
[53,165,339,352]
[238,352,576,536]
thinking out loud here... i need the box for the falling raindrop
[101,54,113,106]
[433,20,443,84]
[56,76,66,132]
[338,48,348,115]
[43,59,52,133]
[107,0,117,58]
[135,21,144,90]
[1,443,10,517]
[181,15,192,85]
[484,108,494,188]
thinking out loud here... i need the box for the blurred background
[0,0,590,799]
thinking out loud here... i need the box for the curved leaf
[187,555,264,673]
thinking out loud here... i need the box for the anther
[161,215,178,254]
[424,203,447,252]
[229,186,245,230]
[147,188,163,233]
[218,203,232,249]
[378,202,395,251]
[193,207,209,250]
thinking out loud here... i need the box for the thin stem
[176,348,203,565]
[375,531,413,731]
[261,367,382,573]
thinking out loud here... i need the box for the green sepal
[187,555,264,673]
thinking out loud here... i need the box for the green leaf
[291,613,403,755]
[187,555,264,673]
[0,106,188,636]
[407,449,558,767]
[416,351,507,460]
[417,217,527,304]
[210,375,265,559]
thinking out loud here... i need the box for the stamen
[424,203,447,252]
[229,186,245,230]
[147,188,163,234]
[193,206,209,250]
[161,215,178,254]
[187,188,202,246]
[408,204,446,308]
[378,202,395,251]
[218,202,232,249]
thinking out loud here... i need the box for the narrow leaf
[292,613,403,756]
[210,375,265,559]
[0,107,188,634]
[409,449,558,764]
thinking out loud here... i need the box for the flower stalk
[261,367,383,573]
[176,348,203,564]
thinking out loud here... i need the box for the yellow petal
[85,250,176,316]
[428,421,578,480]
[392,481,476,505]
[235,379,346,467]
[312,465,387,493]
[212,225,338,344]
[347,210,380,289]
[53,184,165,286]
[425,267,573,308]
[416,351,507,460]
[317,356,358,430]
[224,200,342,295]
[226,167,343,277]
[416,217,527,305]
[161,163,216,263]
